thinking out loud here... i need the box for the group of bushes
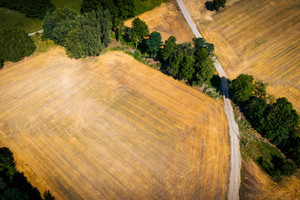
[0,0,55,19]
[123,18,216,86]
[0,147,54,200]
[229,74,300,177]
[43,8,112,58]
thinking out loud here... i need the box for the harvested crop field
[0,48,229,199]
[241,159,300,200]
[125,0,194,43]
[183,0,300,112]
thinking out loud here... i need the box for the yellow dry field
[125,0,194,43]
[183,0,300,112]
[242,159,300,199]
[0,48,229,199]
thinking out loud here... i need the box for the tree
[193,37,214,55]
[146,31,162,58]
[129,18,149,49]
[166,53,184,78]
[213,0,226,11]
[159,36,177,62]
[244,97,267,131]
[192,56,215,85]
[229,74,255,103]
[194,48,209,61]
[179,56,195,81]
[263,98,299,145]
[0,29,36,68]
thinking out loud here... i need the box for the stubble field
[0,48,229,199]
[183,0,300,112]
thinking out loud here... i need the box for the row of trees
[123,18,216,86]
[0,147,55,200]
[80,0,166,24]
[0,0,55,19]
[0,29,36,68]
[43,8,112,58]
[229,74,300,174]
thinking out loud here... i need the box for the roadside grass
[51,0,83,13]
[0,7,42,33]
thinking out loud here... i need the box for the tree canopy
[213,0,226,11]
[128,18,149,48]
[229,74,255,102]
[43,8,112,58]
[146,31,162,58]
[0,29,36,68]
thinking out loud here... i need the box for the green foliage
[192,56,215,85]
[0,148,51,200]
[263,98,299,145]
[128,18,149,48]
[0,0,55,19]
[159,36,177,62]
[146,31,162,58]
[244,97,267,131]
[179,56,195,81]
[176,42,194,56]
[229,74,255,103]
[43,8,112,58]
[213,0,226,11]
[193,38,214,56]
[165,53,184,78]
[0,28,36,67]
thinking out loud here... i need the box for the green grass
[134,0,167,16]
[0,8,42,33]
[51,0,83,13]
[32,34,57,55]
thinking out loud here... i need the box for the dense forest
[229,74,300,178]
[0,0,55,19]
[43,8,112,58]
[0,29,36,68]
[0,147,55,200]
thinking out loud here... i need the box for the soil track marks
[183,0,300,112]
[0,48,229,199]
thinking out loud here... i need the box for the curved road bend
[176,0,241,199]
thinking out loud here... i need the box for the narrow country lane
[176,1,241,199]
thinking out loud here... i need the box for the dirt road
[176,0,241,199]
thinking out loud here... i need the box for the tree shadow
[205,1,215,11]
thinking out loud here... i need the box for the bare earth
[177,1,241,199]
[0,48,229,199]
[183,0,300,112]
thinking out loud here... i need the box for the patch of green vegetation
[51,0,83,13]
[0,8,42,33]
[133,0,167,16]
[32,34,57,55]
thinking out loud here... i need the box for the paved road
[176,1,241,199]
[28,30,44,37]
